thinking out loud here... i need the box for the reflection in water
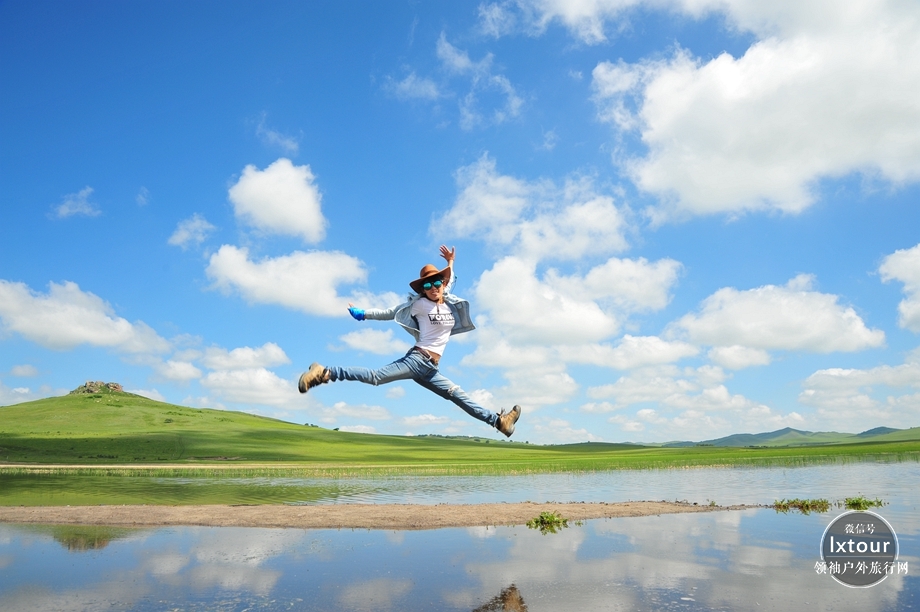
[473,585,528,612]
[0,462,917,611]
[1,510,915,611]
[51,525,139,551]
[19,524,143,552]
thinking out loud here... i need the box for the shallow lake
[1,461,917,611]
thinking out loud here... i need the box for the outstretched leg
[414,369,498,427]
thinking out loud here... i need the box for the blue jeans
[326,349,498,427]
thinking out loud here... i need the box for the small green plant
[773,498,830,514]
[842,495,885,510]
[526,511,569,535]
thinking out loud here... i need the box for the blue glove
[348,306,365,321]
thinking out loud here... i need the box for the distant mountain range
[660,426,919,448]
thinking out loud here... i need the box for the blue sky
[2,0,920,444]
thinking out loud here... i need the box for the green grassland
[2,390,919,475]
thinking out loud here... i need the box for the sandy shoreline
[0,501,763,530]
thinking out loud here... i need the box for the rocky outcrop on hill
[69,381,124,395]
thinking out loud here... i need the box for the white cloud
[435,155,629,262]
[53,186,100,218]
[545,256,681,312]
[206,245,399,317]
[256,115,300,154]
[155,359,202,382]
[475,257,620,345]
[879,242,920,332]
[339,424,377,434]
[402,413,451,428]
[321,401,391,422]
[435,33,524,129]
[200,367,296,407]
[471,252,680,349]
[531,417,603,443]
[167,213,215,249]
[386,72,441,100]
[560,335,699,369]
[672,274,885,353]
[228,158,326,243]
[385,386,406,399]
[0,279,170,354]
[799,353,920,429]
[338,328,411,355]
[586,364,806,440]
[136,186,151,206]
[586,0,920,219]
[479,0,644,44]
[707,345,771,369]
[0,381,42,406]
[202,342,290,370]
[10,364,38,377]
[129,388,166,402]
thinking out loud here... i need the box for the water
[4,459,916,507]
[1,461,917,611]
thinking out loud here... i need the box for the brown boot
[298,363,330,394]
[496,405,521,437]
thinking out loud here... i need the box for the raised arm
[440,245,456,292]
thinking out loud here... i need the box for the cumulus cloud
[475,257,620,345]
[0,279,170,353]
[319,401,392,423]
[168,213,215,249]
[200,367,296,407]
[707,345,772,369]
[130,388,167,402]
[205,245,399,317]
[52,186,100,218]
[586,0,920,219]
[155,359,203,382]
[338,328,411,355]
[585,364,804,439]
[672,274,885,353]
[435,155,629,262]
[403,413,451,428]
[879,242,920,332]
[560,335,699,369]
[799,352,920,429]
[471,252,681,348]
[202,342,290,370]
[228,158,326,243]
[0,381,43,406]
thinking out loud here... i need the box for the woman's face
[423,278,445,303]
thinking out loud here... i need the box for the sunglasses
[422,280,444,291]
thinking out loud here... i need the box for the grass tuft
[843,495,886,510]
[773,498,831,514]
[526,511,569,535]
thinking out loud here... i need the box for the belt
[412,346,440,366]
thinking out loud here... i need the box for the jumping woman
[298,245,521,437]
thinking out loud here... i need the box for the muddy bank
[0,501,762,530]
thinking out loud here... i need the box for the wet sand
[0,501,762,530]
